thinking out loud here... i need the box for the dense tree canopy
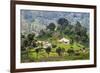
[45,47,51,56]
[47,23,56,31]
[57,18,69,29]
[27,33,35,41]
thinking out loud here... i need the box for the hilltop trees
[37,18,89,47]
[57,18,69,37]
[74,21,89,47]
[21,17,89,51]
[21,16,89,62]
[57,18,89,47]
[27,33,35,42]
[57,18,69,29]
[47,23,56,31]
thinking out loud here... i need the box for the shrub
[45,47,51,56]
[52,44,57,48]
[56,47,62,56]
[35,48,40,59]
[67,49,75,56]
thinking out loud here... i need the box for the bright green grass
[21,39,89,62]
[21,47,89,62]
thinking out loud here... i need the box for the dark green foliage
[37,30,52,40]
[23,39,28,47]
[21,34,25,38]
[27,33,35,41]
[37,18,89,47]
[57,18,69,27]
[21,33,36,52]
[57,18,69,36]
[21,46,26,51]
[56,47,62,56]
[45,47,51,56]
[31,40,37,47]
[75,52,80,56]
[61,48,65,53]
[66,21,89,47]
[38,23,56,40]
[27,33,35,46]
[35,48,40,58]
[35,48,39,54]
[67,49,75,56]
[21,17,90,62]
[82,47,86,50]
[52,44,57,48]
[70,36,74,45]
[64,25,74,35]
[47,23,56,31]
[38,29,52,40]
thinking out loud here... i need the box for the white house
[58,38,70,44]
[36,41,52,48]
[43,42,52,48]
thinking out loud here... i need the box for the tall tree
[56,47,62,56]
[57,18,69,29]
[57,18,69,36]
[27,33,35,46]
[47,23,56,31]
[45,47,51,57]
[27,33,35,41]
[35,48,40,59]
[74,21,89,47]
[74,21,82,42]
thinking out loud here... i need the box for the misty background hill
[20,10,90,35]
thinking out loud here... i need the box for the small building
[58,38,70,44]
[43,41,52,48]
[36,41,52,48]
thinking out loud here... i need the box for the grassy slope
[21,41,89,62]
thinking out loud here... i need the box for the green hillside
[21,18,89,62]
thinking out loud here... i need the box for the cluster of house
[32,37,87,54]
[35,37,70,49]
[36,41,52,48]
[58,38,70,44]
